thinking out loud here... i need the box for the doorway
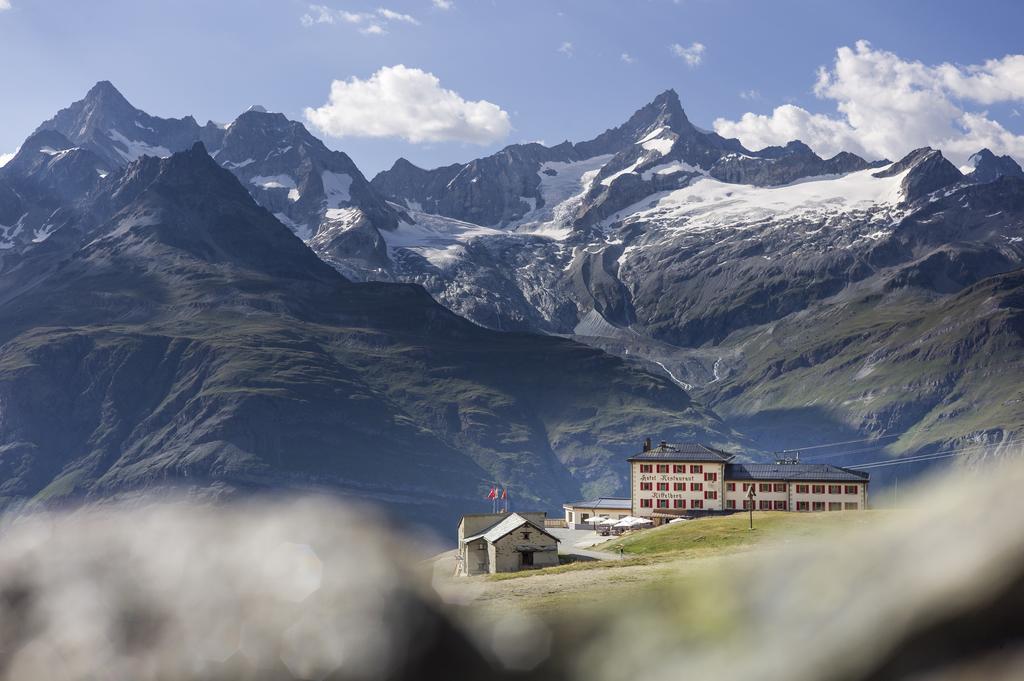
[520,551,535,567]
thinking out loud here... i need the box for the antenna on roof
[775,449,801,465]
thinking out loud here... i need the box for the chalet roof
[563,497,631,510]
[463,513,559,545]
[725,463,869,482]
[629,442,736,463]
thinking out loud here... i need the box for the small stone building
[456,512,560,576]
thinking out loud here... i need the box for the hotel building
[630,441,869,524]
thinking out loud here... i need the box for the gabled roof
[463,513,559,545]
[629,442,736,463]
[564,497,631,510]
[725,463,869,482]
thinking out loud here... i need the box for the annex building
[561,497,631,529]
[456,512,560,576]
[630,441,869,524]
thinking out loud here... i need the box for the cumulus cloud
[670,42,705,67]
[304,65,512,145]
[0,152,14,167]
[714,40,1024,165]
[300,5,418,32]
[558,41,574,58]
[0,1,10,10]
[621,53,636,64]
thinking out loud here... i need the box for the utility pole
[747,486,757,530]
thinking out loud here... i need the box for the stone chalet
[456,512,560,576]
[630,441,870,525]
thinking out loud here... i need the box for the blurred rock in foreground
[1,460,1024,680]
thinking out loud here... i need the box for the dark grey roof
[629,442,736,463]
[564,497,631,510]
[463,513,559,544]
[725,463,869,482]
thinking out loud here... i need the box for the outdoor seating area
[583,515,654,536]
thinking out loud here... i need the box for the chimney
[643,437,652,453]
[659,441,668,450]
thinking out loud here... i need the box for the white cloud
[739,89,760,100]
[0,152,14,167]
[377,8,418,24]
[300,4,418,31]
[432,0,454,9]
[714,40,1024,165]
[0,0,11,10]
[305,65,512,145]
[621,53,636,64]
[558,41,574,58]
[670,42,705,67]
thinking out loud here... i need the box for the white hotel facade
[629,441,869,524]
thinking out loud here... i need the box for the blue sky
[2,0,1024,174]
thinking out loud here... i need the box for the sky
[2,0,1024,174]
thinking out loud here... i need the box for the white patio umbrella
[632,517,654,526]
[585,516,608,526]
[598,517,620,526]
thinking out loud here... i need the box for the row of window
[638,464,716,479]
[722,500,860,511]
[640,499,707,509]
[639,499,862,510]
[641,482,714,492]
[725,483,860,495]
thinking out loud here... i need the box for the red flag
[501,489,507,500]
[487,487,496,500]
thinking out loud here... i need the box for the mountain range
[2,81,1023,523]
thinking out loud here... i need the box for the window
[640,482,653,491]
[726,500,736,509]
[657,482,669,491]
[726,482,736,491]
[657,499,670,508]
[812,501,825,511]
[742,483,753,492]
[521,531,532,540]
[795,484,810,494]
[845,485,858,494]
[673,465,685,474]
[673,499,685,508]
[673,483,684,491]
[828,485,842,495]
[773,483,786,492]
[581,514,589,522]
[690,465,703,474]
[690,482,703,491]
[828,502,842,511]
[743,500,754,510]
[657,464,670,473]
[773,501,787,510]
[640,498,653,508]
[640,464,653,473]
[691,499,704,509]
[705,472,718,481]
[796,501,809,511]
[759,483,772,493]
[705,490,718,500]
[812,485,826,494]
[759,500,771,510]
[844,502,858,510]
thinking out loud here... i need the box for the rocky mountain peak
[967,148,1024,184]
[874,147,963,202]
